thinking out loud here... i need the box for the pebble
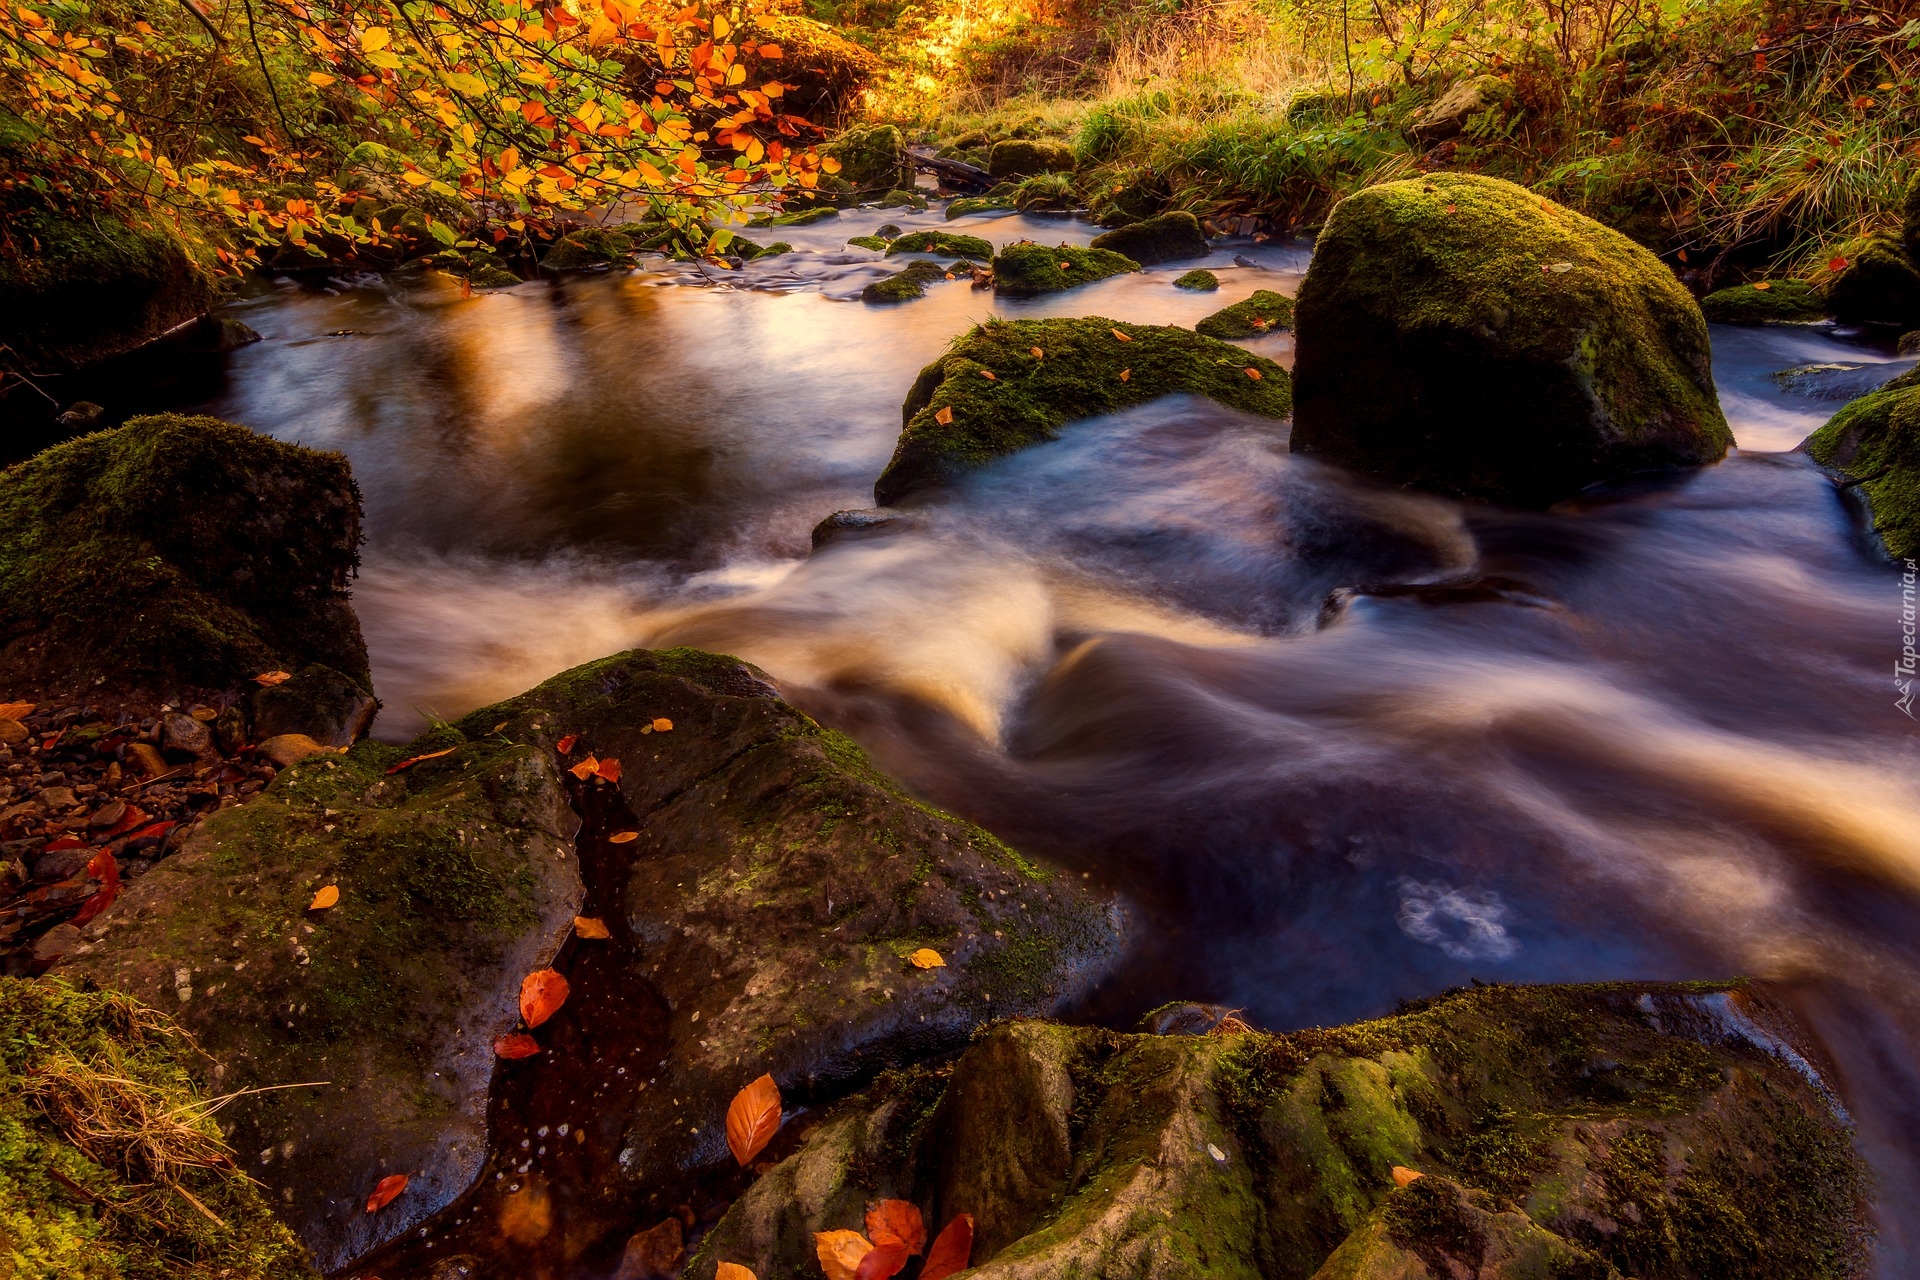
[161,713,214,758]
[259,734,336,768]
[0,720,25,746]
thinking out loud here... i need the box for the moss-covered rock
[251,663,378,747]
[1804,373,1920,559]
[0,978,320,1279]
[769,205,841,227]
[1904,172,1920,263]
[991,243,1140,297]
[847,235,889,252]
[1010,173,1077,214]
[1409,74,1516,144]
[0,414,368,697]
[876,188,928,210]
[1197,289,1296,339]
[1826,234,1920,327]
[824,125,914,192]
[1176,269,1222,291]
[1089,210,1210,265]
[946,195,1015,220]
[1088,173,1167,228]
[0,207,221,370]
[873,317,1291,504]
[1292,174,1731,506]
[986,140,1075,179]
[887,230,992,260]
[1700,279,1827,324]
[862,260,949,303]
[758,241,792,257]
[541,227,633,270]
[690,982,1869,1280]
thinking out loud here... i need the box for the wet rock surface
[1804,363,1920,559]
[1088,210,1210,266]
[990,242,1138,297]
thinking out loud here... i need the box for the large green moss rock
[1826,234,1920,327]
[824,125,914,191]
[1804,369,1920,559]
[862,260,948,303]
[689,982,1869,1280]
[991,243,1140,297]
[1197,289,1296,339]
[1089,210,1210,265]
[1292,174,1731,506]
[0,207,220,370]
[873,317,1292,505]
[946,195,1015,220]
[0,978,319,1279]
[0,414,369,697]
[986,139,1075,179]
[887,230,992,260]
[1700,279,1828,324]
[541,227,633,270]
[1176,269,1221,291]
[1903,172,1920,263]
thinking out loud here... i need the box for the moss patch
[874,316,1291,504]
[1197,289,1296,339]
[1090,210,1210,265]
[541,227,632,270]
[986,139,1075,178]
[946,195,1014,219]
[1176,269,1221,291]
[769,206,840,227]
[1700,280,1827,323]
[846,235,888,252]
[991,242,1140,297]
[887,230,992,260]
[861,260,949,304]
[1826,234,1920,327]
[1805,379,1920,559]
[824,126,914,191]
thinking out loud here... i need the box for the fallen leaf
[190,708,218,722]
[1829,255,1849,273]
[556,733,579,754]
[1030,347,1044,359]
[42,836,85,852]
[254,671,293,686]
[1444,203,1457,213]
[1207,1141,1228,1162]
[123,820,176,848]
[1753,281,1772,291]
[1548,261,1573,273]
[867,1199,926,1254]
[1392,1165,1424,1187]
[366,1173,409,1212]
[574,915,611,939]
[934,405,953,426]
[1111,328,1132,342]
[920,1215,973,1280]
[0,701,34,720]
[815,1230,873,1280]
[651,718,673,732]
[855,1241,909,1280]
[73,850,120,926]
[103,804,148,839]
[609,830,640,844]
[1119,368,1131,382]
[979,370,996,380]
[726,1073,782,1166]
[387,746,457,775]
[596,757,623,784]
[716,1265,757,1280]
[309,885,340,911]
[907,948,945,969]
[1244,367,1263,380]
[495,1032,541,1058]
[520,968,570,1028]
[570,754,601,781]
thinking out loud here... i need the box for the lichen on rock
[873,316,1291,505]
[1700,280,1828,324]
[1089,210,1209,265]
[1197,289,1296,339]
[1804,367,1920,559]
[1291,173,1731,506]
[990,243,1140,297]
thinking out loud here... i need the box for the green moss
[770,206,840,227]
[1175,269,1221,291]
[874,316,1290,504]
[759,241,792,257]
[945,195,1015,219]
[1904,172,1920,263]
[1826,233,1920,326]
[987,139,1075,178]
[0,978,318,1279]
[1011,172,1077,213]
[886,230,992,260]
[824,126,913,191]
[1805,380,1920,558]
[876,189,927,210]
[1699,280,1827,323]
[991,242,1141,297]
[846,235,889,251]
[1090,210,1210,265]
[1197,289,1296,339]
[541,227,632,270]
[0,414,368,693]
[861,260,948,304]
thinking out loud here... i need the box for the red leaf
[556,734,579,754]
[124,820,177,849]
[867,1200,925,1254]
[366,1173,408,1212]
[72,854,118,926]
[920,1215,974,1280]
[103,805,147,840]
[42,837,86,852]
[494,1033,541,1059]
[1828,255,1849,273]
[854,1242,909,1280]
[596,757,622,784]
[725,1073,782,1166]
[520,968,569,1028]
[386,746,456,774]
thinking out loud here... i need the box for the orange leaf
[907,948,945,969]
[0,701,33,720]
[1753,281,1772,291]
[495,1032,541,1058]
[1111,328,1132,342]
[651,718,674,732]
[716,1266,758,1280]
[1119,368,1131,382]
[366,1173,409,1213]
[556,733,579,754]
[254,671,293,686]
[815,1230,873,1280]
[757,42,782,57]
[520,968,570,1028]
[387,747,456,774]
[934,406,953,426]
[855,1242,909,1280]
[1059,261,1071,270]
[867,1200,926,1254]
[920,1215,973,1280]
[1030,347,1044,359]
[596,757,623,783]
[570,754,600,780]
[1244,367,1263,380]
[309,885,340,910]
[979,370,996,381]
[609,830,640,844]
[726,1073,782,1166]
[574,915,611,938]
[1393,1165,1424,1187]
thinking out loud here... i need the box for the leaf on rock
[387,747,457,774]
[1828,256,1849,273]
[651,718,674,732]
[1753,281,1772,291]
[726,1073,782,1166]
[716,1265,756,1280]
[907,948,945,970]
[1118,368,1130,383]
[73,851,120,926]
[1111,328,1132,342]
[556,734,579,754]
[520,968,570,1027]
[1029,347,1044,359]
[596,757,623,783]
[866,1199,926,1254]
[609,830,640,844]
[574,916,611,939]
[1244,367,1263,380]
[103,804,147,839]
[1392,1165,1424,1187]
[934,405,953,426]
[815,1230,873,1280]
[570,754,601,780]
[366,1173,409,1212]
[309,885,340,910]
[495,1033,541,1059]
[979,370,996,380]
[253,671,293,686]
[855,1241,909,1280]
[920,1214,973,1280]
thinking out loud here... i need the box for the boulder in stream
[874,317,1292,505]
[1291,174,1731,507]
[1699,279,1828,324]
[862,260,950,304]
[986,140,1075,179]
[1088,210,1209,266]
[990,243,1139,297]
[824,125,915,192]
[1197,288,1295,339]
[689,981,1869,1280]
[887,231,993,261]
[1804,364,1920,559]
[1825,233,1920,328]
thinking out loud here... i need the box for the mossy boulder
[847,235,889,252]
[946,195,1015,220]
[887,230,992,261]
[986,140,1075,179]
[0,207,221,370]
[1904,172,1920,263]
[1197,289,1296,339]
[1176,269,1221,291]
[877,188,928,210]
[1089,210,1210,266]
[874,317,1291,505]
[689,981,1868,1280]
[1826,234,1920,327]
[1700,279,1827,324]
[1292,174,1731,506]
[1409,74,1515,144]
[1010,173,1077,214]
[251,663,379,747]
[541,227,633,270]
[0,977,320,1280]
[824,125,914,192]
[1804,370,1920,559]
[0,414,368,697]
[862,260,949,304]
[991,243,1140,297]
[769,205,841,227]
[1088,174,1166,228]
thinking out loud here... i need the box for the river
[192,203,1920,1273]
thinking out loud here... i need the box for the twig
[176,0,226,44]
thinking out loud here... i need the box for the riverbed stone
[986,139,1075,178]
[1089,210,1209,265]
[1291,174,1731,507]
[862,260,948,304]
[0,413,368,697]
[1826,233,1920,328]
[990,242,1140,297]
[251,663,379,747]
[689,981,1868,1280]
[1700,279,1828,324]
[825,125,915,191]
[875,316,1291,504]
[1197,288,1296,339]
[1804,367,1920,559]
[887,230,992,260]
[946,195,1015,219]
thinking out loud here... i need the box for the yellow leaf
[402,170,432,186]
[713,12,731,37]
[1119,368,1131,382]
[819,156,842,174]
[0,701,32,720]
[309,885,340,910]
[716,1265,757,1280]
[574,916,611,939]
[1111,328,1132,342]
[307,72,336,87]
[360,25,391,51]
[254,670,292,686]
[934,405,954,426]
[815,1230,873,1280]
[570,755,601,781]
[908,948,945,969]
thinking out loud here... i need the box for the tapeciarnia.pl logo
[1901,559,1918,719]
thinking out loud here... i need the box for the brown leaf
[867,1199,926,1254]
[495,1033,541,1058]
[309,885,340,910]
[574,916,611,939]
[920,1215,973,1280]
[907,948,945,969]
[366,1173,409,1212]
[556,733,579,754]
[1752,281,1772,291]
[815,1230,873,1280]
[609,830,640,844]
[0,701,34,721]
[1111,328,1132,342]
[726,1073,782,1166]
[651,718,674,732]
[933,405,953,426]
[520,968,570,1028]
[716,1264,758,1280]
[570,754,601,780]
[387,747,456,775]
[1244,367,1263,380]
[855,1241,909,1280]
[253,671,293,686]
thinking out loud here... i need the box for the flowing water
[182,203,1920,1272]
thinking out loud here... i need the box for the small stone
[259,734,336,768]
[614,1217,684,1280]
[33,846,90,881]
[125,742,170,777]
[36,787,77,810]
[0,719,26,746]
[161,713,215,759]
[55,401,105,428]
[89,800,127,829]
